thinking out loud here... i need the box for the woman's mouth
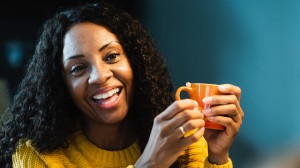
[92,88,121,106]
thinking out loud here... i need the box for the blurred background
[1,0,300,167]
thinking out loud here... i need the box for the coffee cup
[175,83,225,130]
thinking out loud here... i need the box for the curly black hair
[0,1,177,167]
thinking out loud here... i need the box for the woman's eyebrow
[63,54,84,65]
[99,41,120,52]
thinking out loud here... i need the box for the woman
[0,1,243,167]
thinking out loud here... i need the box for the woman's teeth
[93,88,120,100]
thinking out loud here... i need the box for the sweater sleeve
[204,158,233,168]
[12,141,47,168]
[184,137,233,168]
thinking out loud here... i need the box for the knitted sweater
[12,130,232,168]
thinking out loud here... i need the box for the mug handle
[175,86,192,100]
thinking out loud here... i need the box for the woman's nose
[88,62,113,85]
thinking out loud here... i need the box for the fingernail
[219,85,227,91]
[202,108,211,114]
[203,97,212,103]
[193,107,199,111]
[194,101,199,107]
[207,116,215,121]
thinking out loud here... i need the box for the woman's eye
[70,65,87,76]
[105,53,120,63]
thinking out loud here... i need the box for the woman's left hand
[202,84,244,164]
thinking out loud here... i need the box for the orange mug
[175,83,225,130]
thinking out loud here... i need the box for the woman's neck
[82,118,137,150]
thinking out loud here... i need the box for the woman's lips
[92,87,122,109]
[93,88,120,100]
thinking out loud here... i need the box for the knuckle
[229,104,237,112]
[240,119,243,126]
[199,120,205,126]
[160,127,169,136]
[185,121,194,129]
[241,112,245,119]
[233,124,240,133]
[154,115,163,124]
[231,95,239,104]
[227,120,234,127]
[236,86,242,94]
[182,111,192,120]
[174,100,184,109]
[189,134,199,143]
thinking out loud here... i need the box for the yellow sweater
[13,130,232,168]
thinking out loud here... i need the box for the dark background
[2,1,300,167]
[0,0,143,95]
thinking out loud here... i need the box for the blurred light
[5,40,24,69]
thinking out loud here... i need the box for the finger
[153,105,203,140]
[175,119,205,139]
[158,99,198,120]
[155,108,203,138]
[218,84,242,101]
[202,104,242,123]
[202,94,244,123]
[203,95,238,106]
[169,108,204,129]
[207,115,241,134]
[181,127,205,146]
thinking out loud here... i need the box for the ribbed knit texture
[204,158,233,168]
[12,130,233,168]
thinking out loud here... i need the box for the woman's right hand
[134,99,205,168]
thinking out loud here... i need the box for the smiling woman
[62,23,134,127]
[0,1,243,168]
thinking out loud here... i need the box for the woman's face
[62,22,133,125]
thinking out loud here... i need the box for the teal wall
[142,0,300,167]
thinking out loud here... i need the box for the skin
[203,84,244,164]
[135,84,243,167]
[61,22,244,167]
[62,22,135,150]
